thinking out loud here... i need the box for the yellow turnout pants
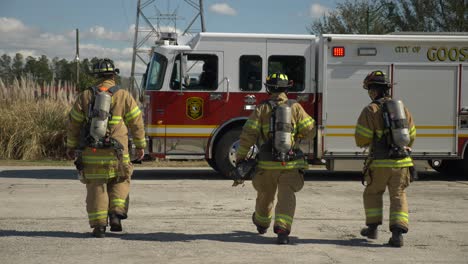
[252,168,304,234]
[363,167,410,232]
[86,177,131,228]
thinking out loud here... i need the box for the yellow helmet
[264,72,292,93]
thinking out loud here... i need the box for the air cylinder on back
[90,91,112,141]
[385,99,410,147]
[274,104,292,160]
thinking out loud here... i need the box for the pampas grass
[0,76,77,160]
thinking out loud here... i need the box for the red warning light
[332,46,345,57]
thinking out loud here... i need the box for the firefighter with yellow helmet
[66,58,146,238]
[355,70,416,247]
[236,72,315,244]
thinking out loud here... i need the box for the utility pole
[75,28,80,89]
[130,0,206,98]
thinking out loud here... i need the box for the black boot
[277,233,290,245]
[92,226,106,238]
[252,212,268,234]
[360,224,378,239]
[109,214,123,232]
[388,228,404,247]
[274,227,290,245]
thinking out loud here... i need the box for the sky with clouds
[0,0,341,77]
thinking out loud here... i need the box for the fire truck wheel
[207,159,219,172]
[214,127,242,179]
[428,159,458,176]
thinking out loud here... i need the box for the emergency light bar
[332,46,345,57]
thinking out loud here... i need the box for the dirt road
[0,167,467,264]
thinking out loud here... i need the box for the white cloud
[209,3,237,16]
[0,17,137,77]
[86,25,133,41]
[310,3,329,18]
[0,17,29,33]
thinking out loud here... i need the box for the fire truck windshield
[146,53,167,90]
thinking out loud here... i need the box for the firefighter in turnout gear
[355,70,416,247]
[66,58,146,238]
[236,73,315,244]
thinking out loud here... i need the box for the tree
[308,0,394,34]
[383,0,468,32]
[0,53,131,90]
[430,0,466,32]
[12,53,24,80]
[0,54,12,85]
[385,0,440,32]
[37,55,53,84]
[78,58,97,90]
[310,0,468,34]
[52,57,73,82]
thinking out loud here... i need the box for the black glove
[232,159,256,186]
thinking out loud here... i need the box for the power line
[129,0,206,96]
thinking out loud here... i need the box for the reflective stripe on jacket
[66,79,146,179]
[237,93,315,170]
[354,97,416,168]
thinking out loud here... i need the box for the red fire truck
[141,32,468,178]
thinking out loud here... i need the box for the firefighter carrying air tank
[355,70,417,247]
[235,72,315,245]
[66,58,146,238]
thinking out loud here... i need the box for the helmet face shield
[363,70,390,90]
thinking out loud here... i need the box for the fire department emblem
[186,97,204,120]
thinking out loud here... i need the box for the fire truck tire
[214,127,242,179]
[429,159,458,175]
[454,156,468,177]
[207,159,219,172]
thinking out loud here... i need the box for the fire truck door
[393,65,458,155]
[161,52,225,156]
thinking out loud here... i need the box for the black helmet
[264,72,292,93]
[363,70,390,90]
[92,58,119,76]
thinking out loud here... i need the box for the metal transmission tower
[130,0,206,96]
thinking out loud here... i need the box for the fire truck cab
[141,33,317,177]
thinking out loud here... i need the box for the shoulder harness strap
[286,99,297,107]
[108,85,120,94]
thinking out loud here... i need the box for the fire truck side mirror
[179,54,190,91]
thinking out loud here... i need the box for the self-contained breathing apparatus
[361,70,415,184]
[262,73,303,163]
[362,98,415,184]
[84,86,122,150]
[267,99,302,162]
[370,98,411,160]
[232,73,302,186]
[74,85,126,181]
[232,100,300,186]
[363,70,411,159]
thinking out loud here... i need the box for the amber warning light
[332,46,345,57]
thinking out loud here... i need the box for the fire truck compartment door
[393,65,458,155]
[323,64,459,157]
[323,65,378,156]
